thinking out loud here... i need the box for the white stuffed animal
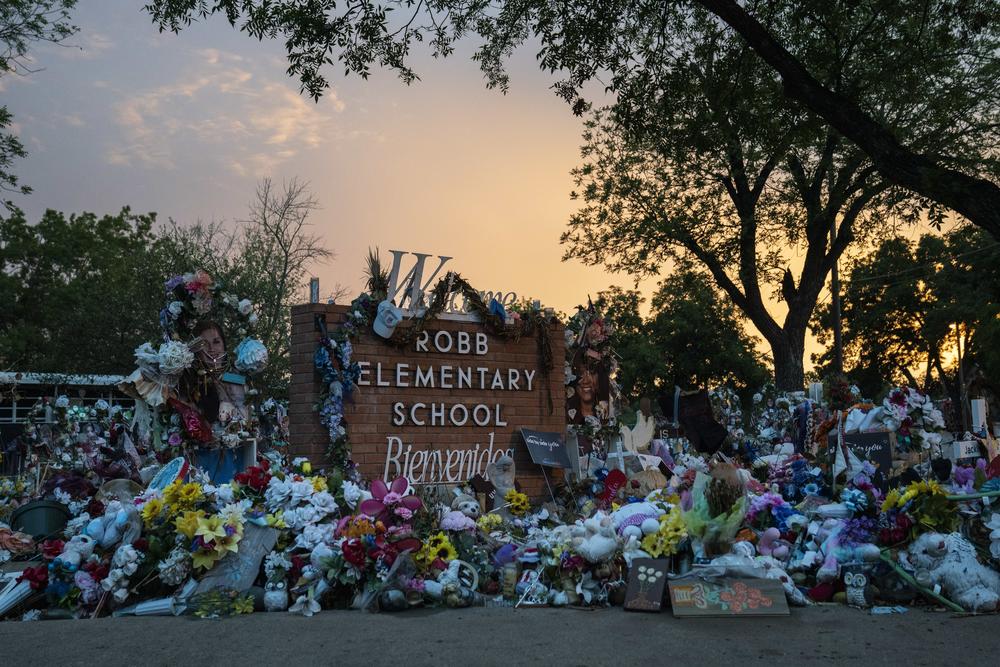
[571,514,620,563]
[451,494,482,519]
[903,532,1000,612]
[54,534,96,572]
[610,502,665,540]
[86,500,142,549]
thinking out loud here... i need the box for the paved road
[0,605,992,666]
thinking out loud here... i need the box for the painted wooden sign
[667,577,789,617]
[624,558,669,612]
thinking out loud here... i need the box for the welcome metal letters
[386,249,519,319]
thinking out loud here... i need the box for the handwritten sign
[828,432,893,492]
[195,525,278,595]
[668,577,789,617]
[520,428,571,468]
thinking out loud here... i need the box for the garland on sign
[315,261,556,471]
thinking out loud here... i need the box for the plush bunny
[571,514,620,563]
[54,534,96,572]
[903,532,1000,612]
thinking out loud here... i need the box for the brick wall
[289,303,566,499]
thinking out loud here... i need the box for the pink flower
[394,506,413,520]
[383,492,402,506]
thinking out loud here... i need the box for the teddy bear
[85,500,142,550]
[53,534,96,573]
[571,513,620,563]
[902,532,1000,612]
[610,501,665,540]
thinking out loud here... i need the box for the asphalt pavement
[0,604,993,666]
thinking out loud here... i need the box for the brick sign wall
[289,304,566,498]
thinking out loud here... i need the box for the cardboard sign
[520,428,571,469]
[195,525,278,595]
[948,440,980,462]
[828,431,893,491]
[668,577,789,617]
[624,558,669,612]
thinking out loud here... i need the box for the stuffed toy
[451,494,482,519]
[902,532,1000,612]
[86,500,142,550]
[571,513,620,563]
[627,468,668,499]
[611,501,665,540]
[757,527,790,560]
[53,534,96,573]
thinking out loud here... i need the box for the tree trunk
[770,333,805,392]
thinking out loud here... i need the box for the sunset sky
[6,2,945,368]
[7,1,659,309]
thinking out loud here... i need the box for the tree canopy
[143,0,1000,237]
[597,269,769,404]
[813,226,1000,403]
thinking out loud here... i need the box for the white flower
[265,478,292,511]
[295,524,328,551]
[296,505,319,527]
[289,592,321,617]
[238,298,253,315]
[290,480,315,506]
[168,301,184,317]
[986,513,1000,560]
[264,550,293,579]
[21,610,41,622]
[94,399,110,412]
[309,491,338,516]
[219,501,250,523]
[53,488,71,505]
[248,313,259,326]
[213,484,235,506]
[341,481,370,510]
[55,395,70,409]
[0,549,10,564]
[282,508,301,530]
[157,340,195,375]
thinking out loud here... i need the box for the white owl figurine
[264,581,289,612]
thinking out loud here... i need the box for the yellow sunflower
[141,498,165,528]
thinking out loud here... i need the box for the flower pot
[10,500,70,540]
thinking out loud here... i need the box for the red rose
[342,539,367,568]
[18,565,49,590]
[40,539,65,561]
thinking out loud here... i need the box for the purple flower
[165,275,183,292]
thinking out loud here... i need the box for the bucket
[10,500,71,540]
